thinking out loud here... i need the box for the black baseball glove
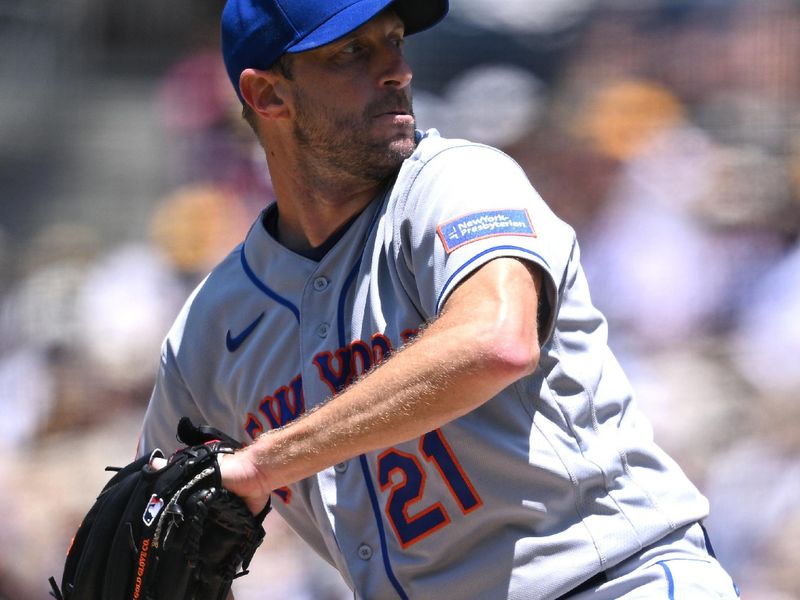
[49,418,269,600]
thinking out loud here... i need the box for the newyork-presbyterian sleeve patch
[436,209,536,254]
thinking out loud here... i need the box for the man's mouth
[374,107,411,118]
[369,92,413,120]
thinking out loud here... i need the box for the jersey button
[357,544,373,561]
[334,461,348,473]
[313,277,329,292]
[317,323,330,338]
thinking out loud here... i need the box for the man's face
[284,10,416,182]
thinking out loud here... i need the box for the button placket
[357,544,373,561]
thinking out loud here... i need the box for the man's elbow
[482,329,541,381]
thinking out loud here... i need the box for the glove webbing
[153,467,215,550]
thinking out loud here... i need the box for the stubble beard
[292,88,417,185]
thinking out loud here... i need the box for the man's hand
[218,451,272,516]
[150,446,271,516]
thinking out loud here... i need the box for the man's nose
[378,44,413,89]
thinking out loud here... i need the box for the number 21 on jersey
[378,429,483,548]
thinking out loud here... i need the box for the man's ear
[239,68,289,119]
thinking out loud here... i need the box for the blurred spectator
[763,509,800,600]
[0,223,100,355]
[149,183,255,280]
[574,93,728,347]
[504,122,621,243]
[703,389,800,599]
[575,79,686,161]
[726,0,800,104]
[694,144,797,231]
[731,241,800,396]
[0,346,55,449]
[0,223,101,441]
[158,48,245,184]
[415,64,545,148]
[451,0,596,35]
[157,48,275,212]
[0,410,144,598]
[159,49,234,135]
[74,243,185,396]
[611,344,748,486]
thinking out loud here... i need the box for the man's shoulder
[413,128,494,156]
[410,128,522,172]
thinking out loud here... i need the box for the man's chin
[385,130,417,160]
[357,137,415,182]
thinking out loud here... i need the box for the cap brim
[393,0,449,35]
[287,0,448,54]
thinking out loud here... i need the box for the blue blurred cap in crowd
[222,0,449,102]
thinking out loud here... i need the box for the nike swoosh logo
[226,312,265,352]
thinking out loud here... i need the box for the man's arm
[221,257,543,513]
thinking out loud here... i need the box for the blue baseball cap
[221,0,449,102]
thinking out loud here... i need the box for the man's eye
[341,43,364,55]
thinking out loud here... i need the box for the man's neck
[267,155,387,254]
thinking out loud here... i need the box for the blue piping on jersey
[358,455,409,600]
[338,262,361,347]
[335,194,386,345]
[239,247,301,322]
[657,561,675,600]
[653,557,739,599]
[335,191,410,600]
[435,245,552,314]
[700,523,717,559]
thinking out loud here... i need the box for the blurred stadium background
[1,0,799,598]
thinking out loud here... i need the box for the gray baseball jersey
[138,129,709,599]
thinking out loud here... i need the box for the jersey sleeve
[393,141,576,345]
[137,307,206,457]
